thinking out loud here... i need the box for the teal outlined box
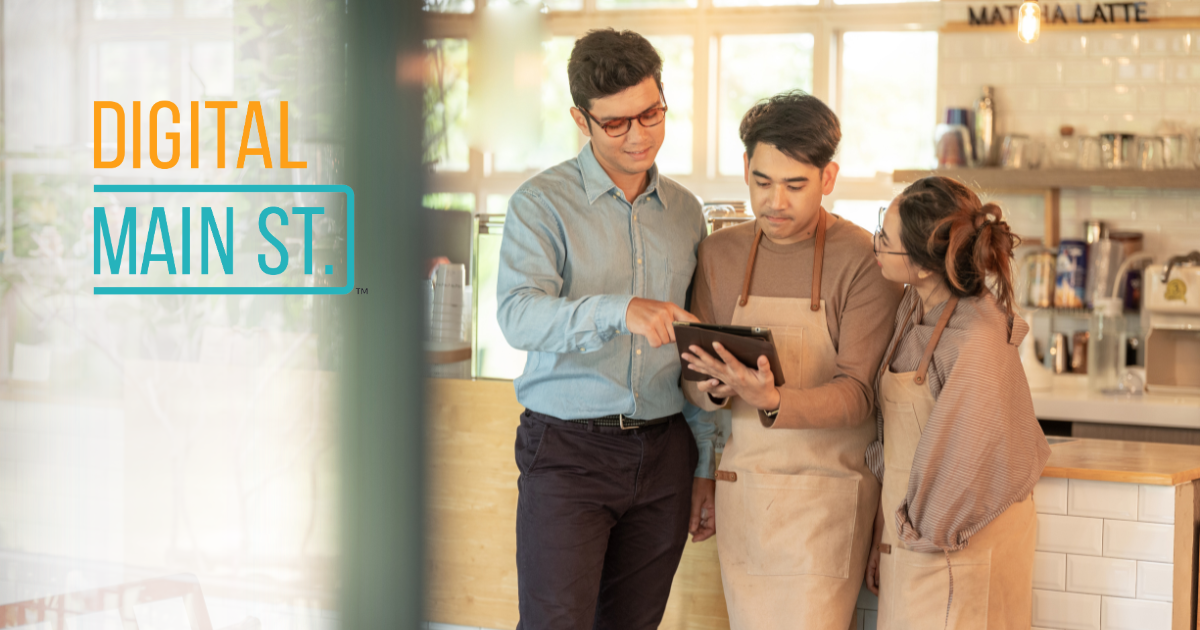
[92,184,354,295]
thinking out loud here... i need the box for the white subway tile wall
[1103,519,1174,562]
[1037,514,1105,555]
[1138,485,1176,524]
[937,29,1200,256]
[854,584,878,630]
[1100,596,1172,630]
[1136,561,1174,602]
[1065,555,1137,597]
[1032,589,1102,630]
[1068,480,1139,520]
[1030,477,1179,628]
[1035,551,1068,591]
[1035,477,1070,515]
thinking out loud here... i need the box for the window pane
[185,0,232,17]
[831,199,888,234]
[477,195,528,379]
[424,39,471,172]
[96,42,172,154]
[493,37,579,173]
[648,36,693,176]
[598,0,697,9]
[839,32,938,177]
[498,35,691,175]
[489,0,583,9]
[540,37,583,167]
[836,0,937,6]
[98,42,172,102]
[93,0,172,19]
[718,34,813,176]
[424,0,475,13]
[190,42,234,99]
[715,0,816,7]
[423,193,475,212]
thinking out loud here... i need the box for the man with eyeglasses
[497,28,717,630]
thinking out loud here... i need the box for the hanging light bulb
[1017,1,1042,43]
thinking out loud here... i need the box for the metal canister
[1055,239,1088,308]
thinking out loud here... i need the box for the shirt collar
[578,142,663,207]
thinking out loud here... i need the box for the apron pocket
[739,471,859,578]
[888,546,991,630]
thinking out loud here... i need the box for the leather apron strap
[738,208,827,311]
[878,295,961,386]
[915,296,959,386]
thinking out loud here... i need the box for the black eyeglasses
[874,206,909,257]
[578,94,668,138]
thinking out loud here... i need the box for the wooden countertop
[1043,437,1200,486]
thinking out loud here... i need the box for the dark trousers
[514,409,698,630]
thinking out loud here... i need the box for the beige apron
[714,210,880,630]
[876,297,1036,630]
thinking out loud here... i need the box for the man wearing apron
[680,91,902,630]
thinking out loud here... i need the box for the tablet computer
[673,321,786,387]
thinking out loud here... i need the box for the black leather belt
[560,413,675,430]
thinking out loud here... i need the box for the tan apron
[714,210,880,630]
[876,297,1036,630]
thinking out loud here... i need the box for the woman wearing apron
[864,176,1051,629]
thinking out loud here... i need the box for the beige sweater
[684,215,903,429]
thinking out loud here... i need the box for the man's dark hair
[567,29,662,111]
[739,90,841,169]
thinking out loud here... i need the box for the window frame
[425,0,943,211]
[428,0,945,378]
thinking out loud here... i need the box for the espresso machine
[1144,251,1200,396]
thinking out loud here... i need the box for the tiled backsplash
[1031,477,1176,630]
[938,30,1200,138]
[938,29,1200,258]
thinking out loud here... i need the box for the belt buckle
[619,414,634,430]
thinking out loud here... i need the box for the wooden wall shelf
[892,168,1200,247]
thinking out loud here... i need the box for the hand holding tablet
[673,322,786,387]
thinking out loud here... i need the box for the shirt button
[635,392,640,398]
[637,258,642,264]
[636,349,642,355]
[633,215,638,222]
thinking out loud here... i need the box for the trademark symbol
[356,287,368,295]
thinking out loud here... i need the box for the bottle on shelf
[1087,297,1126,392]
[974,86,996,167]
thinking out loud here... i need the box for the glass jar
[1050,125,1079,168]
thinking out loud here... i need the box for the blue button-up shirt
[497,143,717,478]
